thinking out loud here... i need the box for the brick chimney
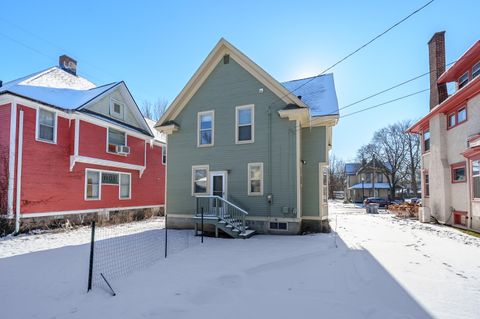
[428,32,448,109]
[59,55,77,76]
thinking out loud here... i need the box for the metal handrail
[195,195,249,215]
[195,195,248,235]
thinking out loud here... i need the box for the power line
[270,0,435,106]
[340,88,430,118]
[339,60,456,111]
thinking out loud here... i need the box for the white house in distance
[408,32,480,232]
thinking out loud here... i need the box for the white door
[210,171,227,199]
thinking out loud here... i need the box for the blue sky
[1,0,479,160]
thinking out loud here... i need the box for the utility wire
[339,60,456,111]
[270,0,435,105]
[340,88,430,118]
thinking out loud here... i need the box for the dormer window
[473,62,480,79]
[458,72,469,89]
[110,98,125,120]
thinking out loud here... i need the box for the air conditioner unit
[116,145,130,155]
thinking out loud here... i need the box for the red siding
[0,103,11,214]
[79,120,145,166]
[13,103,164,215]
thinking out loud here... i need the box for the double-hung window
[447,107,467,129]
[458,72,469,89]
[248,162,263,196]
[107,128,127,153]
[198,111,214,146]
[120,173,131,199]
[162,146,167,165]
[86,170,100,200]
[424,172,430,197]
[37,108,56,143]
[423,130,430,152]
[236,105,254,143]
[192,165,209,195]
[473,62,480,79]
[473,160,480,199]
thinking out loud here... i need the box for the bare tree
[328,154,346,198]
[399,120,421,196]
[142,98,168,121]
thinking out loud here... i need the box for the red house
[0,55,165,232]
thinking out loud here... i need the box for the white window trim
[247,162,263,196]
[235,104,255,144]
[35,107,58,144]
[319,163,329,206]
[106,127,128,155]
[119,173,132,200]
[109,97,125,120]
[162,145,167,165]
[192,165,210,196]
[84,168,132,201]
[197,110,214,147]
[85,169,101,201]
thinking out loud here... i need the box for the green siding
[301,126,327,217]
[167,57,298,218]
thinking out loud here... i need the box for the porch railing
[195,196,248,235]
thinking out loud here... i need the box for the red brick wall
[15,104,165,214]
[0,103,11,214]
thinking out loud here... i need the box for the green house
[156,39,339,237]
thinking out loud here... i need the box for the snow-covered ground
[0,203,479,318]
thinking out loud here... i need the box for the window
[107,128,126,153]
[457,107,467,123]
[423,130,430,152]
[365,173,372,183]
[162,146,167,165]
[37,108,56,143]
[451,162,466,183]
[472,160,480,199]
[376,173,383,183]
[86,170,100,200]
[236,105,254,143]
[322,167,328,204]
[472,62,480,79]
[447,106,467,129]
[269,222,288,231]
[448,113,456,128]
[102,172,119,185]
[248,163,263,195]
[109,98,124,119]
[458,72,469,89]
[198,111,214,146]
[192,165,209,195]
[120,173,131,199]
[424,172,430,197]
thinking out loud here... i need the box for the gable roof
[0,66,153,137]
[145,118,166,143]
[157,38,313,127]
[345,163,362,175]
[281,74,339,117]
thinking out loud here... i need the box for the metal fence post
[87,221,95,292]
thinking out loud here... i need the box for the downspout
[15,110,24,234]
[7,101,17,219]
[267,106,272,218]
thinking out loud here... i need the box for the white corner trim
[296,120,301,218]
[15,110,24,231]
[71,155,145,174]
[20,204,164,219]
[7,101,17,218]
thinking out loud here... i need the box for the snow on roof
[0,67,119,110]
[281,74,339,117]
[345,163,362,175]
[145,118,166,143]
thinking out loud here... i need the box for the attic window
[473,62,480,79]
[223,54,230,64]
[458,72,469,89]
[110,98,125,119]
